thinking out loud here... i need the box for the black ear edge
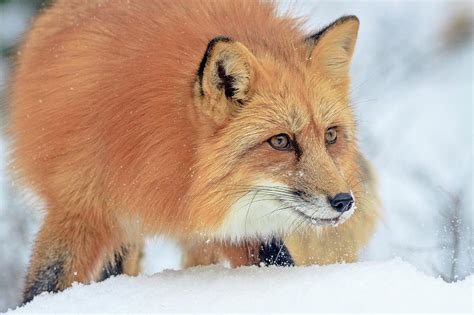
[304,15,359,47]
[197,36,234,97]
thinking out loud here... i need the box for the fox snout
[286,186,356,228]
[296,190,354,213]
[292,170,355,222]
[328,193,354,213]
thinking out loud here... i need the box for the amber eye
[325,127,337,145]
[268,133,292,151]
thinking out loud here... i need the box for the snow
[0,2,34,46]
[8,260,472,313]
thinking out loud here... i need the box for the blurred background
[0,0,472,311]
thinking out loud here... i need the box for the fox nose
[329,193,354,213]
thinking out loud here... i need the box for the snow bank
[9,260,472,313]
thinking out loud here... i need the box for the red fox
[10,0,379,303]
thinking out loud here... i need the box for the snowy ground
[7,260,472,313]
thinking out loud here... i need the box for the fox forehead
[244,82,352,137]
[242,57,351,130]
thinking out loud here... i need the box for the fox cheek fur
[10,0,378,304]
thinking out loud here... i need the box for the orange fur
[10,0,379,301]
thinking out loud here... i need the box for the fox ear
[305,16,359,84]
[195,37,257,123]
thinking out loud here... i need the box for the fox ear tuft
[195,37,257,123]
[305,16,359,84]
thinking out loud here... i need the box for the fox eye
[325,127,337,145]
[268,134,292,151]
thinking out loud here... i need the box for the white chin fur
[211,181,355,242]
[212,187,298,242]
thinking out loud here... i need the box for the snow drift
[8,260,472,313]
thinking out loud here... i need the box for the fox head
[187,16,362,241]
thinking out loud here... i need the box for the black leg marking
[99,249,126,281]
[23,259,64,305]
[259,238,294,267]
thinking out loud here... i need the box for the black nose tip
[329,193,354,213]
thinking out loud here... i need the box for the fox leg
[284,230,360,266]
[181,239,224,268]
[181,239,290,268]
[121,241,144,276]
[218,239,294,267]
[259,238,294,267]
[23,209,119,304]
[206,239,293,267]
[220,241,261,267]
[99,241,144,280]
